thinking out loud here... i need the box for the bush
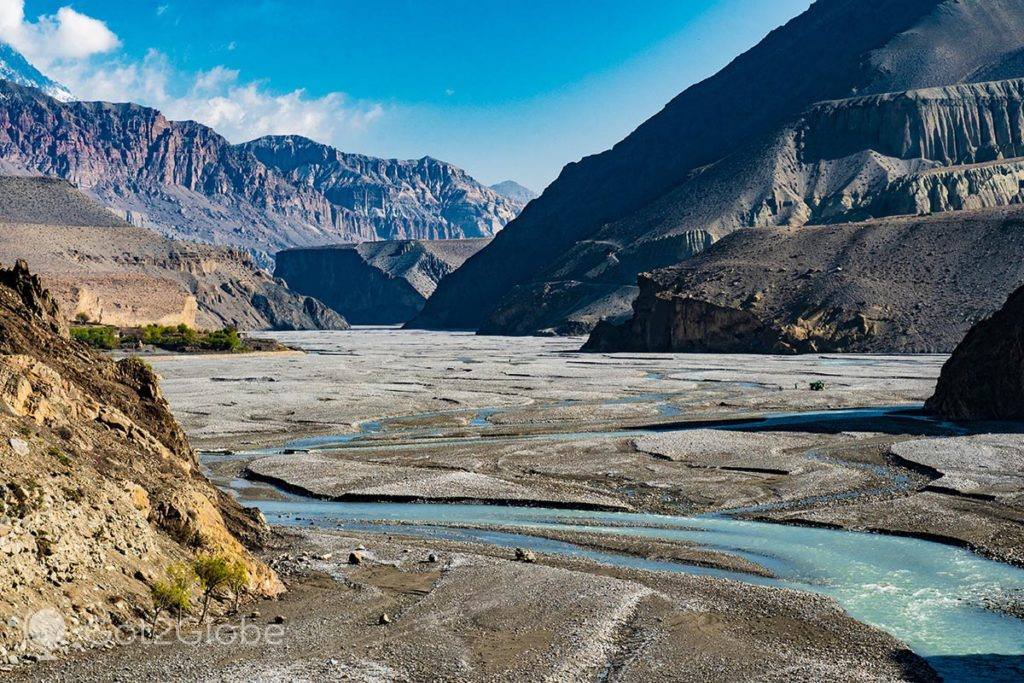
[71,325,119,350]
[225,559,250,613]
[809,380,826,391]
[192,554,233,622]
[140,324,242,353]
[151,563,196,629]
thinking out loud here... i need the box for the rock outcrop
[0,261,279,659]
[0,177,348,330]
[925,283,1024,420]
[0,83,520,265]
[411,0,1024,336]
[584,207,1024,354]
[275,239,489,324]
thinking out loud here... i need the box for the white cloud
[0,0,384,147]
[51,50,385,146]
[0,0,119,66]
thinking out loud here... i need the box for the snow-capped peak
[0,42,72,101]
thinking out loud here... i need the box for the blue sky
[14,0,811,190]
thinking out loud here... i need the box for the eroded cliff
[585,208,1024,354]
[0,261,279,661]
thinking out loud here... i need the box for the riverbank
[19,527,938,682]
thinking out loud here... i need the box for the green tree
[225,559,250,613]
[150,563,195,632]
[192,554,233,623]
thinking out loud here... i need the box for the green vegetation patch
[71,324,119,349]
[140,324,243,352]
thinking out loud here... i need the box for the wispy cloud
[0,0,384,146]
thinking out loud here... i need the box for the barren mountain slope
[584,208,1024,354]
[926,282,1024,419]
[0,177,347,330]
[412,0,1024,335]
[243,136,520,242]
[0,261,278,660]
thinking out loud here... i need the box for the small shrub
[809,381,826,391]
[151,563,196,629]
[74,312,91,323]
[225,560,250,613]
[47,446,71,466]
[192,554,233,623]
[71,325,119,350]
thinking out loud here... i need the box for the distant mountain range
[410,0,1024,340]
[489,180,538,205]
[0,45,524,266]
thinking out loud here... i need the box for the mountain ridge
[410,0,1024,336]
[0,81,521,266]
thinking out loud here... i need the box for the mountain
[0,41,71,101]
[926,281,1024,420]
[0,176,348,330]
[0,82,521,266]
[242,135,520,243]
[0,260,277,656]
[584,207,1024,354]
[490,180,538,205]
[410,0,1024,335]
[275,239,490,324]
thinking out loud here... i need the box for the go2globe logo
[22,606,285,652]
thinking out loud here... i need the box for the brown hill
[0,177,347,330]
[0,260,278,659]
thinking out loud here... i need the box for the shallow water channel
[207,406,1024,682]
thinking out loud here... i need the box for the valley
[23,328,1013,681]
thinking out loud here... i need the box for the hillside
[411,0,1024,336]
[276,239,490,324]
[0,177,348,331]
[0,260,278,659]
[0,83,521,266]
[926,282,1024,419]
[584,208,1024,354]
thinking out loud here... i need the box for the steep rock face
[0,83,517,265]
[0,177,348,330]
[276,239,489,324]
[243,136,521,242]
[0,261,279,657]
[584,208,1024,354]
[411,0,1024,335]
[925,284,1024,420]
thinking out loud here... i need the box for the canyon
[275,239,490,324]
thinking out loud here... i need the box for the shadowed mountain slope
[411,0,1024,335]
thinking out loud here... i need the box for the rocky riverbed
[45,328,1020,681]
